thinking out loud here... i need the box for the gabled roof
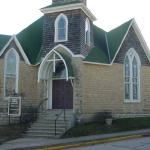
[107,19,133,61]
[0,34,10,50]
[84,25,110,64]
[84,19,134,64]
[17,16,44,64]
[1,16,148,66]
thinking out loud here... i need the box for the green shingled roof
[13,16,132,65]
[17,16,44,64]
[107,19,133,61]
[84,25,110,64]
[0,34,10,50]
[84,19,133,64]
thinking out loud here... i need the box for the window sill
[124,99,141,103]
[54,39,68,43]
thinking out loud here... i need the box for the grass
[0,124,28,145]
[63,117,150,138]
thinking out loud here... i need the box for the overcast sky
[0,0,150,48]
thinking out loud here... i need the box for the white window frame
[54,13,68,42]
[85,18,91,46]
[124,48,141,103]
[4,48,20,97]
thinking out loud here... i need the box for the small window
[4,49,19,97]
[55,14,68,42]
[124,49,141,102]
[85,18,91,46]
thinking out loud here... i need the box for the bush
[94,112,112,123]
[21,106,38,124]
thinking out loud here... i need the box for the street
[66,137,150,150]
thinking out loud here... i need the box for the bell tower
[41,0,96,57]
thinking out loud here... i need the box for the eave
[40,3,97,22]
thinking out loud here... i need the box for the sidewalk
[0,129,150,150]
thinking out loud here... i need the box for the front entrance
[52,79,73,109]
[38,47,74,110]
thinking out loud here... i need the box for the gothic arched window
[4,49,19,96]
[55,14,68,42]
[85,18,91,46]
[124,48,141,102]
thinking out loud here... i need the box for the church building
[0,0,150,137]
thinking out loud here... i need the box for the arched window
[85,18,91,46]
[55,14,68,42]
[4,49,19,96]
[124,48,141,102]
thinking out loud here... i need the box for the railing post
[55,119,56,136]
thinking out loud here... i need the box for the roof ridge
[107,19,133,61]
[108,18,133,33]
[17,16,44,35]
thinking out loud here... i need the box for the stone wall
[0,59,40,125]
[72,57,84,114]
[82,63,150,121]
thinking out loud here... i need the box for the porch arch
[38,45,74,82]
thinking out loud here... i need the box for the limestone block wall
[82,63,150,121]
[0,59,41,125]
[19,61,41,108]
[72,57,84,115]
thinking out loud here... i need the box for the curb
[37,134,143,150]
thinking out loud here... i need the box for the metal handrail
[55,108,66,136]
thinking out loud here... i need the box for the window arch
[4,49,19,96]
[55,14,68,42]
[85,18,91,46]
[124,48,141,102]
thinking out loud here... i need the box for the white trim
[111,19,150,64]
[13,36,31,65]
[83,61,111,66]
[4,48,20,97]
[38,45,74,82]
[49,44,85,58]
[0,35,31,65]
[53,50,69,81]
[85,18,91,46]
[41,3,96,22]
[111,20,133,64]
[105,33,111,63]
[132,19,150,62]
[54,13,68,42]
[47,79,52,109]
[124,48,141,103]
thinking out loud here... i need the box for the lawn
[0,124,27,145]
[63,117,150,138]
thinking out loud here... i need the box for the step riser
[24,110,73,138]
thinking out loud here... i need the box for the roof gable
[17,16,44,65]
[84,25,110,64]
[0,35,30,65]
[107,19,133,61]
[0,34,10,50]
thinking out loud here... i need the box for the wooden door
[52,80,73,109]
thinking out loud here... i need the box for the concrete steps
[24,109,73,138]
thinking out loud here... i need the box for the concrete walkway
[0,129,150,150]
[67,137,150,150]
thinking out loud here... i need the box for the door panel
[52,80,73,109]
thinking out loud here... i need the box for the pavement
[0,129,150,150]
[67,137,150,150]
